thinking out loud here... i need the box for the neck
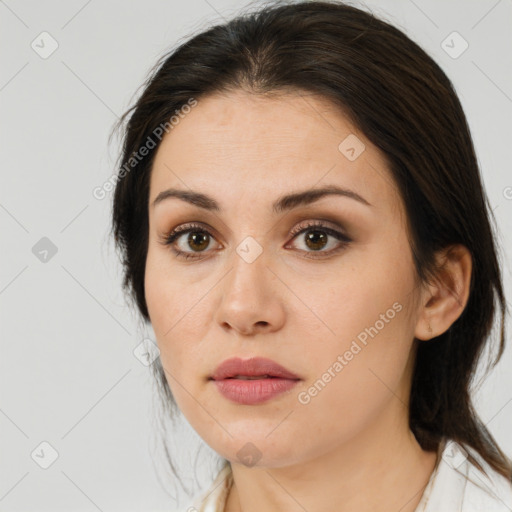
[224,408,438,512]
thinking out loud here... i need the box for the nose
[214,243,286,336]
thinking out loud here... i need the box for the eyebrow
[151,184,372,213]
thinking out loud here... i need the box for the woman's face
[145,90,426,467]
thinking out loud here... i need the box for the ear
[414,244,472,341]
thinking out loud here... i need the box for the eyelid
[287,218,348,238]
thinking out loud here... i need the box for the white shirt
[185,439,512,511]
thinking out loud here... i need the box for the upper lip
[210,357,301,380]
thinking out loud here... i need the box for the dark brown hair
[110,0,511,482]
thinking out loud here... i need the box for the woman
[110,1,512,510]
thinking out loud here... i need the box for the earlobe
[414,244,472,341]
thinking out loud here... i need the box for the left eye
[287,221,351,256]
[161,221,351,260]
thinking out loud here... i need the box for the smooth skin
[144,89,472,512]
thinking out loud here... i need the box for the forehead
[149,90,400,214]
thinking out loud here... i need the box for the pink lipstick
[210,357,301,405]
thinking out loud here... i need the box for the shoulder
[423,439,512,512]
[463,443,512,511]
[181,463,233,512]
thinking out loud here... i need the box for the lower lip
[212,377,299,405]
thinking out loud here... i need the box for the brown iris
[187,232,210,251]
[304,230,328,251]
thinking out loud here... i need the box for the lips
[210,357,301,381]
[210,357,301,405]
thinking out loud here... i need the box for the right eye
[161,222,221,260]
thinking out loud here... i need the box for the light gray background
[1,0,511,510]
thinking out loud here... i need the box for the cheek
[145,251,186,369]
[292,246,417,421]
[145,243,200,335]
[292,248,416,356]
[292,303,415,452]
[144,249,213,403]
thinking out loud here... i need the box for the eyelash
[160,220,352,261]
